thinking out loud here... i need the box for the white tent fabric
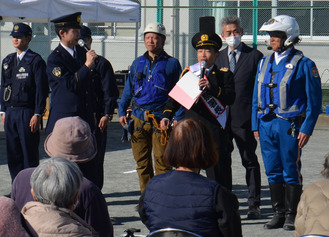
[0,0,140,23]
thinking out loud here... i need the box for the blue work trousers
[259,115,302,185]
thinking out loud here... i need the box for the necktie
[73,51,80,65]
[17,57,21,66]
[230,51,236,72]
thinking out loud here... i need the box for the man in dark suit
[215,15,263,219]
[46,12,98,134]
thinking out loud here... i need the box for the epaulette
[219,67,229,72]
[179,67,189,79]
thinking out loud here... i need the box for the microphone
[78,39,90,51]
[265,39,272,50]
[78,39,99,65]
[200,61,206,90]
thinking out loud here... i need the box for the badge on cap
[201,34,209,42]
[14,25,19,31]
[268,19,275,24]
[77,15,81,23]
[285,64,293,69]
[52,67,61,77]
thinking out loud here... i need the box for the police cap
[80,25,92,39]
[10,23,32,37]
[192,16,222,51]
[51,12,82,29]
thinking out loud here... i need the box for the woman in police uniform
[161,16,235,191]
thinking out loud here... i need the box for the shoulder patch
[312,67,319,78]
[52,67,61,77]
[220,67,229,72]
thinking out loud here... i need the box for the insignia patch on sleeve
[52,67,61,77]
[311,67,319,77]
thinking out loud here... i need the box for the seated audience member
[0,196,30,237]
[12,116,113,237]
[138,118,242,237]
[22,157,99,236]
[294,153,329,237]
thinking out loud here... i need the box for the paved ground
[0,116,329,237]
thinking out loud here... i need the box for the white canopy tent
[0,0,141,60]
[0,0,140,23]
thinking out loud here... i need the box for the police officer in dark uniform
[79,25,119,189]
[46,12,98,134]
[0,23,49,181]
[160,16,235,191]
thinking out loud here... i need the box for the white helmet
[259,15,299,47]
[144,22,166,37]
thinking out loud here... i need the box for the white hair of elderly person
[21,157,99,237]
[0,196,30,237]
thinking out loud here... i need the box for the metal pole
[252,0,258,49]
[310,0,313,39]
[0,23,2,66]
[237,0,240,18]
[157,0,163,23]
[48,18,51,57]
[135,22,138,59]
[272,0,278,18]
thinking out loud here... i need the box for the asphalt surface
[0,115,329,237]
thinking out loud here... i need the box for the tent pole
[48,18,51,57]
[0,23,2,65]
[135,22,138,59]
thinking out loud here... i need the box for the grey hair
[220,15,242,31]
[30,157,83,208]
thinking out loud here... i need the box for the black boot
[264,183,285,229]
[283,184,302,231]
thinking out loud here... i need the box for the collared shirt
[227,43,243,63]
[17,49,28,62]
[60,42,76,57]
[144,51,162,69]
[206,65,214,76]
[274,47,292,65]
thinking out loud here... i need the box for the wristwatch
[104,114,113,121]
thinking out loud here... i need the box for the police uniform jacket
[90,56,119,119]
[0,49,48,114]
[251,47,322,136]
[163,64,235,130]
[46,44,94,133]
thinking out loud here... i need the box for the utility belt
[133,101,165,113]
[265,111,306,138]
[132,111,169,146]
[5,103,33,109]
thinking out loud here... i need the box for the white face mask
[225,36,241,49]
